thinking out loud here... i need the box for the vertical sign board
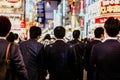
[80,0,84,14]
[79,0,84,28]
[80,17,84,28]
[37,0,45,28]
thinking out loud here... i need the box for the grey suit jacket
[0,39,28,80]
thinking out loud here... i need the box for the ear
[101,34,104,40]
[36,36,40,40]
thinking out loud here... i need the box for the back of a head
[14,33,19,40]
[7,32,15,42]
[104,17,120,37]
[73,30,80,39]
[30,26,41,39]
[43,34,51,40]
[0,16,11,37]
[94,27,104,38]
[54,26,65,39]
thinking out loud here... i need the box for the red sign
[71,6,76,15]
[95,17,108,24]
[20,21,26,28]
[7,0,20,3]
[95,16,120,24]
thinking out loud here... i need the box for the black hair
[0,16,11,37]
[30,26,41,39]
[54,26,65,39]
[14,33,19,40]
[7,32,15,42]
[73,30,80,39]
[94,27,104,38]
[104,17,120,37]
[43,34,51,40]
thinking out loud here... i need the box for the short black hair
[30,26,41,39]
[104,17,120,37]
[73,30,80,39]
[54,26,65,39]
[14,33,19,40]
[7,32,15,42]
[43,34,51,40]
[94,27,104,38]
[0,16,11,37]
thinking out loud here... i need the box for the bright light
[46,1,51,8]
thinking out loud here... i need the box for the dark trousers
[87,70,94,80]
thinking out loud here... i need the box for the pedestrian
[84,27,104,80]
[0,16,28,80]
[67,30,84,80]
[41,34,52,47]
[90,17,120,80]
[19,26,47,80]
[45,26,77,80]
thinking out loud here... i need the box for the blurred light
[46,1,51,7]
[46,0,51,7]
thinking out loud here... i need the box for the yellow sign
[100,0,120,15]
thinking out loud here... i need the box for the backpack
[0,43,11,80]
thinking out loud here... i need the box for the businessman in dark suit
[67,30,84,80]
[19,26,47,80]
[45,26,77,80]
[84,27,104,80]
[90,17,120,80]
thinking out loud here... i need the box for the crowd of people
[0,15,120,80]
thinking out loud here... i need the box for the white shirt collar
[56,38,67,42]
[94,38,101,41]
[0,37,6,39]
[56,38,64,41]
[102,37,117,42]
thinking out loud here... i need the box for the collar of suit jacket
[102,37,117,42]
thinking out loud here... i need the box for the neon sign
[100,0,120,15]
[7,0,20,3]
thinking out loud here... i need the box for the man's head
[30,26,41,39]
[94,27,104,39]
[0,16,11,37]
[104,17,120,37]
[73,30,80,39]
[7,32,15,42]
[54,26,65,39]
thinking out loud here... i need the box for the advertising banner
[0,0,22,13]
[100,0,120,15]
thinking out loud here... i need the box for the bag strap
[5,43,11,64]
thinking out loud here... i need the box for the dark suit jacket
[67,39,84,79]
[45,40,76,80]
[84,40,101,71]
[90,39,120,80]
[0,39,28,80]
[19,39,47,80]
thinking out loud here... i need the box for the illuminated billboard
[7,0,20,3]
[100,0,120,15]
